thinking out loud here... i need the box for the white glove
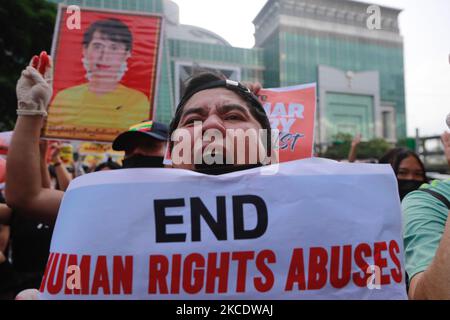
[16,58,53,117]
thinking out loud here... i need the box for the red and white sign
[40,159,406,300]
[44,5,162,142]
[259,84,316,162]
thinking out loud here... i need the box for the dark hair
[169,70,272,156]
[83,19,133,51]
[94,159,122,172]
[379,148,427,181]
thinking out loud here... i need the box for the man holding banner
[8,58,407,299]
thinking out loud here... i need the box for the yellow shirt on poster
[45,83,150,141]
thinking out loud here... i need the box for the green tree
[323,132,392,160]
[322,133,353,159]
[0,0,56,131]
[357,138,392,159]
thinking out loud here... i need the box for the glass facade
[279,31,406,138]
[263,28,406,140]
[169,39,264,89]
[262,32,280,88]
[325,93,375,140]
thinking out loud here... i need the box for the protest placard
[43,5,162,142]
[259,84,316,162]
[39,159,407,300]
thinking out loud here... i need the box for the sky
[172,0,450,138]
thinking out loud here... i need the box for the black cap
[176,79,264,114]
[112,121,169,151]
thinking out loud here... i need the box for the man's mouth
[95,63,111,70]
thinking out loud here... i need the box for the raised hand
[351,133,362,148]
[16,52,53,117]
[241,81,262,95]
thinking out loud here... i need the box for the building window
[380,105,397,142]
[174,61,241,105]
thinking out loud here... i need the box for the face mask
[398,179,424,200]
[194,163,262,176]
[82,58,128,81]
[122,155,164,169]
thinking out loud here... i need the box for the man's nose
[202,114,226,136]
[95,49,105,62]
[99,47,116,61]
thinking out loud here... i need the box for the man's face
[83,30,130,81]
[172,88,265,170]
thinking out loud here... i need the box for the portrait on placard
[44,6,162,142]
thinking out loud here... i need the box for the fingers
[38,51,47,75]
[29,55,39,68]
[25,66,47,85]
[43,55,53,84]
[241,81,262,95]
[21,69,31,78]
[252,82,262,95]
[22,56,38,81]
[25,53,52,82]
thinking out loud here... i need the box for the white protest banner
[39,159,407,300]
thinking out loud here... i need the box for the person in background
[0,202,11,226]
[39,140,74,192]
[0,224,9,256]
[48,142,73,192]
[402,129,450,299]
[0,193,10,256]
[94,158,122,172]
[0,172,51,299]
[348,133,361,163]
[0,141,55,299]
[379,148,428,201]
[112,120,168,169]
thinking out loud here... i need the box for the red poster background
[44,6,162,142]
[259,84,316,162]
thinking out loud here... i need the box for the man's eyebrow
[180,107,209,120]
[218,104,250,116]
